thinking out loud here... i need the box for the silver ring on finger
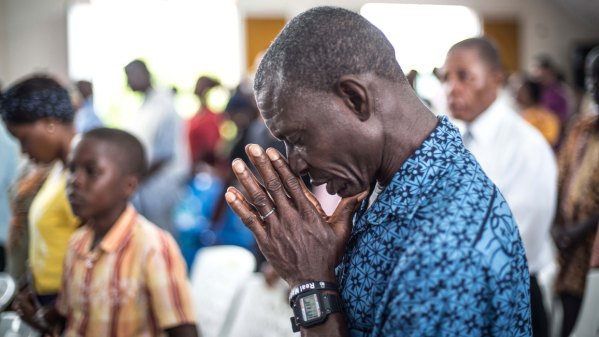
[260,207,276,221]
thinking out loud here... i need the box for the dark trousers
[559,292,582,337]
[530,275,549,337]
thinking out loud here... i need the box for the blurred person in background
[188,76,223,171]
[552,45,599,337]
[0,74,81,315]
[532,55,573,145]
[6,161,50,282]
[228,87,285,176]
[515,76,561,147]
[0,117,19,272]
[73,80,103,133]
[442,37,557,337]
[124,59,190,233]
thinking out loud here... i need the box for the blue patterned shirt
[336,116,531,337]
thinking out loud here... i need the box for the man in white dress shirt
[441,37,557,337]
[124,59,190,233]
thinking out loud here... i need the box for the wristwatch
[290,289,342,332]
[288,281,338,306]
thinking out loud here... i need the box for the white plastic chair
[218,273,298,337]
[190,245,256,337]
[0,312,40,337]
[570,269,599,337]
[0,273,16,312]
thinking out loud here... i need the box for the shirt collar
[462,97,508,146]
[356,115,465,229]
[74,205,137,257]
[99,205,136,253]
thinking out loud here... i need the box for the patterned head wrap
[0,75,74,124]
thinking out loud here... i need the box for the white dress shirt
[452,97,558,274]
[124,88,190,232]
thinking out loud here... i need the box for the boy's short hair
[83,128,148,178]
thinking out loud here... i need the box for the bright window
[67,0,240,125]
[360,3,481,105]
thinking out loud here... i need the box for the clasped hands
[225,144,367,288]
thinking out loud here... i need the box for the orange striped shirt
[56,205,196,337]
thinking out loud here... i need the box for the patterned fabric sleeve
[555,119,581,223]
[144,230,196,330]
[377,246,523,337]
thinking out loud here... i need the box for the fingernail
[225,191,236,202]
[250,144,262,156]
[266,148,279,160]
[233,159,244,173]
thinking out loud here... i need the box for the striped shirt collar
[74,204,137,256]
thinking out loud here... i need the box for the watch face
[300,293,322,322]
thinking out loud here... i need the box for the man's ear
[335,76,371,121]
[123,175,140,198]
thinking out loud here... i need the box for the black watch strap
[289,281,338,306]
[290,291,342,332]
[322,293,342,314]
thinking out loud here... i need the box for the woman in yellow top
[0,74,80,308]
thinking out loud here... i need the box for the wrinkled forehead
[255,80,304,139]
[256,87,285,138]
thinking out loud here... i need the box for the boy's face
[67,138,137,221]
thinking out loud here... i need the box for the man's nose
[287,147,309,177]
[443,77,459,97]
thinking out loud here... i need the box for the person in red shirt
[188,76,222,171]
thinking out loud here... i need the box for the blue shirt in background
[74,98,103,133]
[0,121,19,244]
[337,116,531,337]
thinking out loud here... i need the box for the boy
[23,128,199,337]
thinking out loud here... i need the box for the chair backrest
[0,312,41,337]
[218,273,298,337]
[570,269,599,337]
[0,273,16,312]
[190,245,256,337]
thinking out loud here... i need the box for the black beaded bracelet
[288,281,338,306]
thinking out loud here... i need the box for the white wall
[0,0,597,87]
[0,0,7,89]
[520,0,599,76]
[0,0,69,86]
